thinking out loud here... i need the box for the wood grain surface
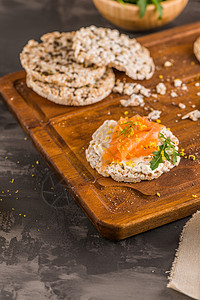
[0,22,200,240]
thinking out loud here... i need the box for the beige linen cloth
[167,211,200,299]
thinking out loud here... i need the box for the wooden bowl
[93,0,189,31]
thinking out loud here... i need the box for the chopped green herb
[150,133,181,170]
[118,120,136,138]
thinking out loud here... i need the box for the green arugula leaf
[137,0,148,18]
[150,133,181,171]
[152,0,163,19]
[114,0,166,19]
[150,154,163,171]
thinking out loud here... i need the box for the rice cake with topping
[26,68,115,106]
[86,115,180,183]
[20,31,106,88]
[73,26,155,80]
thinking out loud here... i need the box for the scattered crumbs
[164,61,173,67]
[10,178,15,183]
[191,61,195,65]
[124,111,129,115]
[171,91,178,98]
[156,192,160,197]
[152,94,158,98]
[177,114,181,117]
[107,111,111,115]
[192,105,196,108]
[15,190,19,194]
[192,194,197,198]
[158,75,163,79]
[10,97,14,101]
[175,120,178,123]
[172,102,177,106]
[178,103,186,109]
[82,147,85,150]
[174,79,182,87]
[84,117,88,120]
[24,137,27,141]
[195,82,200,87]
[197,92,200,96]
[36,161,39,165]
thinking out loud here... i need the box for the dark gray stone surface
[0,0,199,299]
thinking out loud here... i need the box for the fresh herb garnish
[115,0,165,19]
[118,120,137,138]
[150,133,181,170]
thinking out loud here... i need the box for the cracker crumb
[181,84,188,91]
[174,79,182,87]
[171,91,178,98]
[195,82,200,87]
[120,94,144,107]
[164,61,173,67]
[182,110,200,121]
[156,82,166,95]
[178,103,186,109]
[147,110,161,121]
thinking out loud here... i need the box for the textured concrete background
[0,0,199,299]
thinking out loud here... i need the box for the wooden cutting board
[0,22,200,240]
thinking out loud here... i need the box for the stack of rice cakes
[20,26,155,106]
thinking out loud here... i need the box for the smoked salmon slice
[102,115,163,164]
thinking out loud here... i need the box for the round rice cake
[20,31,106,88]
[26,68,115,106]
[73,26,155,80]
[194,36,200,63]
[86,118,180,183]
